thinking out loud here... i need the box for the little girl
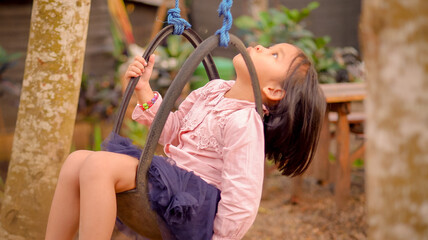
[45,43,326,240]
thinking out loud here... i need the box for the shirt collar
[204,80,268,116]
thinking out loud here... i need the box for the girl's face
[233,43,300,101]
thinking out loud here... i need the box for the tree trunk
[249,0,268,19]
[361,0,428,239]
[0,0,91,239]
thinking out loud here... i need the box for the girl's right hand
[124,54,156,91]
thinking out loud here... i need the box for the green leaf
[167,35,180,57]
[318,58,336,71]
[300,8,311,20]
[280,5,290,16]
[291,28,314,39]
[92,123,102,151]
[287,9,300,23]
[300,37,318,51]
[259,11,272,28]
[353,158,364,168]
[123,120,148,148]
[298,2,320,22]
[176,43,193,65]
[328,152,336,163]
[0,46,22,64]
[235,16,258,30]
[270,9,287,26]
[0,46,7,62]
[258,34,271,46]
[294,41,308,53]
[307,1,320,11]
[315,36,331,48]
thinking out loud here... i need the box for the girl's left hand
[124,54,156,91]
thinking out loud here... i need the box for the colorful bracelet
[139,92,159,111]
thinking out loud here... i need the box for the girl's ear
[262,86,286,101]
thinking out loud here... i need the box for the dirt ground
[242,169,366,240]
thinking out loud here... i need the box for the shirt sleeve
[131,89,201,146]
[212,109,265,240]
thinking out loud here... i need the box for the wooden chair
[329,111,365,164]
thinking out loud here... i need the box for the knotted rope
[167,0,191,35]
[215,0,233,47]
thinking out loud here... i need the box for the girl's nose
[255,45,264,52]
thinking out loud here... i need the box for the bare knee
[79,152,114,186]
[78,152,138,193]
[58,150,92,184]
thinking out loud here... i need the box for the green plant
[110,23,128,64]
[191,57,235,90]
[123,119,149,148]
[235,2,343,83]
[353,158,364,168]
[156,35,194,72]
[92,122,103,151]
[0,46,22,76]
[151,35,194,89]
[0,46,22,98]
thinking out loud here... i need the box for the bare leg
[78,151,138,240]
[45,150,138,240]
[45,150,93,240]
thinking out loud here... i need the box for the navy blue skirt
[102,132,221,240]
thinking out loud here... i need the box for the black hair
[263,52,326,177]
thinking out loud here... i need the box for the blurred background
[0,0,367,239]
[0,0,363,158]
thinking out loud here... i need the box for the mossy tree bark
[0,0,91,239]
[361,0,428,239]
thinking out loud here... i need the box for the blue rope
[167,0,191,35]
[215,0,233,47]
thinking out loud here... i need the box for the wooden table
[321,82,366,104]
[319,82,366,208]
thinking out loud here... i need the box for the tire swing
[112,24,219,134]
[112,1,263,239]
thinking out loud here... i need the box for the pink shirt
[132,80,264,239]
